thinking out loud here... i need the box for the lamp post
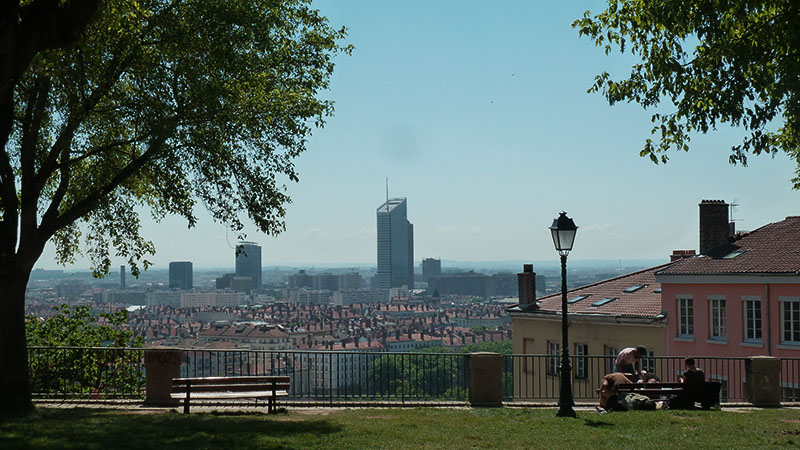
[550,211,578,418]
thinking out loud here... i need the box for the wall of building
[661,281,800,359]
[511,313,665,399]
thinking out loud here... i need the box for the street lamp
[550,211,578,418]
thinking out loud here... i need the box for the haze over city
[35,0,798,271]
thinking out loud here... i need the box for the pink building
[656,201,800,398]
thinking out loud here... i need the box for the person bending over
[616,346,648,381]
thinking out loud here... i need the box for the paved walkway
[34,399,793,415]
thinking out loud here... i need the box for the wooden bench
[171,376,290,414]
[615,382,684,399]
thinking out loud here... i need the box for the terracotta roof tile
[529,263,670,318]
[658,216,800,275]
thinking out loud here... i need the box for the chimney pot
[670,249,697,262]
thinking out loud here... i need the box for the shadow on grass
[0,407,341,450]
[583,418,614,428]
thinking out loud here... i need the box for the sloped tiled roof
[657,216,800,275]
[522,263,670,318]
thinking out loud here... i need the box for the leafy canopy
[7,0,350,276]
[26,304,144,398]
[26,304,140,347]
[573,0,800,188]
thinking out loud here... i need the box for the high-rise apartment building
[235,241,262,291]
[376,197,414,289]
[421,258,441,282]
[169,261,193,290]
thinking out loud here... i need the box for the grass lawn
[2,407,799,449]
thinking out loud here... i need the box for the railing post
[468,352,503,407]
[144,347,182,406]
[745,356,781,406]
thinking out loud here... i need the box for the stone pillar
[144,347,182,406]
[745,356,781,407]
[469,352,503,407]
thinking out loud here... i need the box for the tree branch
[39,124,173,240]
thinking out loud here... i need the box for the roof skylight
[568,294,590,304]
[623,284,646,293]
[591,297,617,307]
[722,251,745,259]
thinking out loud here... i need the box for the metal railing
[504,354,751,402]
[27,346,145,399]
[781,358,800,402]
[26,347,800,404]
[180,349,470,404]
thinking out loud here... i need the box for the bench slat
[172,383,290,393]
[617,382,683,389]
[171,391,289,400]
[173,376,290,385]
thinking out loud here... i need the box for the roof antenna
[385,177,389,211]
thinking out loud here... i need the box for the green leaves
[574,0,800,188]
[9,0,349,275]
[26,305,145,398]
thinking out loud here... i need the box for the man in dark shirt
[681,357,705,389]
[672,357,720,409]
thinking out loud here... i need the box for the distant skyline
[36,0,799,271]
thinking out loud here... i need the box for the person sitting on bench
[671,357,720,409]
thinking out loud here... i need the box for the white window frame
[677,296,694,338]
[547,341,560,376]
[742,296,763,343]
[603,345,618,374]
[574,343,588,379]
[780,296,800,345]
[708,295,727,341]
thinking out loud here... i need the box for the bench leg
[184,394,190,414]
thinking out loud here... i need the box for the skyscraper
[422,258,441,282]
[235,241,262,290]
[377,197,414,289]
[169,261,193,290]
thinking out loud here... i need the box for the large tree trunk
[0,259,34,415]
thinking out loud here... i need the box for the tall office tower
[235,241,262,290]
[169,261,193,290]
[421,258,441,282]
[120,265,126,290]
[376,197,414,289]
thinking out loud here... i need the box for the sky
[36,0,800,271]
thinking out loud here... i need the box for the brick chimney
[699,200,730,254]
[517,264,537,309]
[670,250,697,261]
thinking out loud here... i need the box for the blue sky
[37,0,799,270]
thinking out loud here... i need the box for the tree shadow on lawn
[1,408,341,450]
[583,418,614,428]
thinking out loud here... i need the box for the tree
[573,1,800,188]
[26,304,144,399]
[0,0,349,414]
